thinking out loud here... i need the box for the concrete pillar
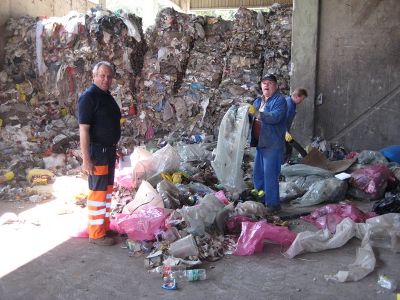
[290,0,319,145]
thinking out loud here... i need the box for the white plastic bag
[211,105,250,193]
[122,181,164,214]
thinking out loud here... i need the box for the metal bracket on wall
[316,93,323,105]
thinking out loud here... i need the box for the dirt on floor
[0,194,399,300]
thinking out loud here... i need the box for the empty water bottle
[171,269,207,281]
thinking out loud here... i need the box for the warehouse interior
[0,0,399,299]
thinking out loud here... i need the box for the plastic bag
[234,221,297,256]
[130,147,155,188]
[152,144,181,175]
[122,180,164,214]
[349,164,395,199]
[156,179,192,209]
[114,207,168,241]
[211,105,250,193]
[373,192,400,214]
[291,178,347,207]
[380,145,400,164]
[302,203,376,233]
[177,194,225,236]
[225,215,255,234]
[279,181,305,202]
[115,166,134,189]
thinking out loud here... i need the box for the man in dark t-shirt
[78,61,121,246]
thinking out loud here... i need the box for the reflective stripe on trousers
[87,144,116,239]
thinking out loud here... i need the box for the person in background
[78,61,121,246]
[249,74,287,213]
[284,88,308,161]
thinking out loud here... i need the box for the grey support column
[290,0,319,145]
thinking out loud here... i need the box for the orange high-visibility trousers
[87,144,116,239]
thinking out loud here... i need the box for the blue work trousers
[253,147,283,209]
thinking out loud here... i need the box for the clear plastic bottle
[149,265,187,278]
[171,269,207,281]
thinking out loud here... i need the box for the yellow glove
[248,105,257,115]
[285,132,293,142]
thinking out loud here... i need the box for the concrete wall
[292,0,400,151]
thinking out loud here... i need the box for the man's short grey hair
[92,61,114,76]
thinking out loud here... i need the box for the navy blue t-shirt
[78,84,121,146]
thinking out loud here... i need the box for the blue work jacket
[251,91,287,150]
[286,95,296,131]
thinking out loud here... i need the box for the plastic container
[169,234,199,258]
[172,269,207,281]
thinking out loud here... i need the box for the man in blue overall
[250,74,287,212]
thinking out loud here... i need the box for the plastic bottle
[171,269,207,281]
[150,265,187,278]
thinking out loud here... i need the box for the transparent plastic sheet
[156,179,192,209]
[235,201,268,218]
[281,164,333,178]
[286,214,400,282]
[349,164,395,199]
[177,194,225,236]
[176,144,211,162]
[279,181,305,202]
[357,150,388,165]
[211,105,250,193]
[234,221,297,256]
[372,192,400,214]
[152,144,181,175]
[186,182,215,196]
[129,145,181,188]
[290,178,348,207]
[285,218,357,259]
[114,207,168,241]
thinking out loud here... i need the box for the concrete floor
[0,198,399,300]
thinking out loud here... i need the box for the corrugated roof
[170,0,292,11]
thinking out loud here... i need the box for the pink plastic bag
[234,221,297,256]
[350,164,395,198]
[115,167,134,189]
[214,190,229,205]
[302,203,377,233]
[225,215,255,234]
[114,207,169,241]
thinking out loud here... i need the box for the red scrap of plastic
[349,164,396,197]
[225,215,255,234]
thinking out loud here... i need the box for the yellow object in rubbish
[172,172,182,184]
[4,171,14,181]
[120,118,126,125]
[15,84,27,102]
[248,105,257,115]
[0,118,3,127]
[160,172,173,182]
[27,169,54,185]
[285,132,293,142]
[0,170,15,184]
